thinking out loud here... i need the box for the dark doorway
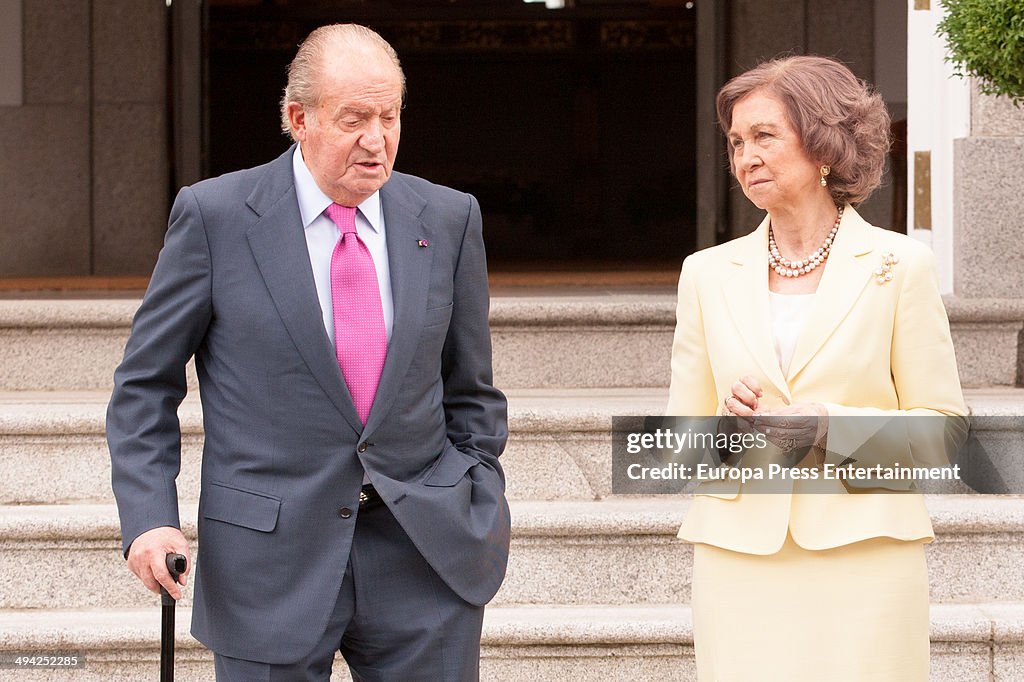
[207,1,697,267]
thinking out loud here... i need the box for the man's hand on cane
[127,526,191,601]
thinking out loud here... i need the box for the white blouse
[768,291,815,375]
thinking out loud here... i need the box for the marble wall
[0,0,167,277]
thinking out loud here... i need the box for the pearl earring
[820,165,830,187]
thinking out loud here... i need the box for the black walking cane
[160,553,187,682]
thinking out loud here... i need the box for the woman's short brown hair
[716,55,891,206]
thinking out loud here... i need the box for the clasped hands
[721,375,828,460]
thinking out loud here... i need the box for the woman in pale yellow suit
[668,56,968,680]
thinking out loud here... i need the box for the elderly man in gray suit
[107,23,509,681]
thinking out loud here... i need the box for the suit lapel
[786,206,876,381]
[721,215,792,402]
[244,146,364,433]
[363,175,433,436]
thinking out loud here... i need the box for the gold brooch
[874,253,898,284]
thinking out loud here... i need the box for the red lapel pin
[417,239,429,248]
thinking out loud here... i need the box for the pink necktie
[326,204,387,425]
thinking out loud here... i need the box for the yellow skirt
[692,533,930,681]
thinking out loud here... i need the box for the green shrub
[938,0,1024,105]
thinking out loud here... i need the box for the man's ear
[287,102,307,140]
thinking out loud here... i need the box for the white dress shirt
[292,145,394,345]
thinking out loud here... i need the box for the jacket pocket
[423,302,453,328]
[424,446,479,487]
[202,482,282,532]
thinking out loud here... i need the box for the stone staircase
[1,293,1023,680]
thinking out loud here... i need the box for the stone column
[91,0,168,276]
[951,84,1024,386]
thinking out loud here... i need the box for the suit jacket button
[357,442,369,453]
[338,507,353,519]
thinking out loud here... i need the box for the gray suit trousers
[213,501,484,681]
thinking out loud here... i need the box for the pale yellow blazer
[667,206,968,554]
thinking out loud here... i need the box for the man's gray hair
[279,24,405,140]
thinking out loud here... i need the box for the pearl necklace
[768,206,843,278]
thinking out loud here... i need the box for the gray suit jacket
[107,146,510,664]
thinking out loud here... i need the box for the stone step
[0,296,672,391]
[0,387,670,505]
[507,496,1024,607]
[2,387,1021,505]
[0,602,1019,681]
[1,294,1020,391]
[3,497,1024,611]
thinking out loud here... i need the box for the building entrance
[206,0,698,268]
